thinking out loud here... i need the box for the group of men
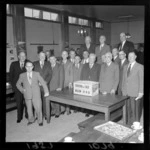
[9,32,143,127]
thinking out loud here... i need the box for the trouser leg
[15,90,23,121]
[25,99,34,123]
[40,87,46,118]
[135,97,143,122]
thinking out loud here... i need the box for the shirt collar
[114,56,118,60]
[129,61,136,69]
[121,58,126,64]
[63,59,67,64]
[40,61,44,65]
[107,61,112,66]
[27,71,32,76]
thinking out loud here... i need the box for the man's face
[75,56,80,64]
[62,51,68,59]
[83,51,89,59]
[69,51,76,59]
[39,52,46,62]
[46,51,50,58]
[99,36,105,44]
[89,54,96,64]
[128,52,136,63]
[85,36,91,45]
[120,33,126,42]
[105,53,112,64]
[112,48,118,57]
[119,51,126,60]
[26,62,33,73]
[18,52,26,62]
[49,57,56,65]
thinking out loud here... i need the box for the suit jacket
[113,56,120,64]
[118,40,134,56]
[33,61,52,85]
[99,62,119,93]
[118,59,129,94]
[136,51,144,65]
[122,62,143,97]
[95,44,111,64]
[16,71,49,100]
[80,63,101,82]
[80,43,96,57]
[49,63,64,91]
[71,63,83,82]
[62,60,73,87]
[9,60,27,91]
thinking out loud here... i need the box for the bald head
[89,53,96,64]
[99,35,106,44]
[85,36,91,45]
[105,52,112,64]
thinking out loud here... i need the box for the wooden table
[58,120,143,143]
[46,88,128,124]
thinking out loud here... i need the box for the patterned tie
[20,62,24,69]
[41,62,44,69]
[127,64,131,77]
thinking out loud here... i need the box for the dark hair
[25,60,33,66]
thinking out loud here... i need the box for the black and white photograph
[5,3,146,145]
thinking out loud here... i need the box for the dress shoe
[27,121,34,126]
[17,120,21,123]
[51,114,55,117]
[61,112,65,115]
[55,115,59,118]
[39,123,43,126]
[74,110,77,113]
[25,115,28,119]
[85,113,89,117]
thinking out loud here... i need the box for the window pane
[24,8,32,17]
[51,13,58,21]
[83,19,88,26]
[78,18,83,25]
[6,4,10,14]
[33,9,41,18]
[43,11,50,20]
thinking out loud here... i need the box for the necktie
[20,62,24,69]
[89,64,93,69]
[28,73,32,84]
[100,45,102,51]
[41,62,44,68]
[127,64,131,77]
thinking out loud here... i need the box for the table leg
[46,99,51,123]
[123,100,127,125]
[105,110,110,121]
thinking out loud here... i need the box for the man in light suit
[16,61,49,126]
[117,51,128,95]
[118,32,134,57]
[49,56,64,118]
[81,50,89,65]
[99,52,119,94]
[69,49,76,64]
[33,50,52,120]
[95,35,111,65]
[9,50,28,123]
[80,36,95,57]
[112,48,120,64]
[61,50,73,115]
[122,51,143,126]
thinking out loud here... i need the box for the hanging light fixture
[77,19,87,37]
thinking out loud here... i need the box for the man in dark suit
[80,53,101,116]
[80,36,95,57]
[9,50,28,123]
[49,56,64,118]
[80,53,101,82]
[122,51,143,126]
[112,48,120,64]
[117,51,128,95]
[95,35,111,64]
[118,32,134,57]
[33,50,52,120]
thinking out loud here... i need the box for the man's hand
[110,89,115,94]
[135,93,143,101]
[56,88,62,91]
[44,92,49,97]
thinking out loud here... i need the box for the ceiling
[36,5,144,22]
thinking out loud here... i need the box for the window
[43,11,50,20]
[51,12,58,21]
[33,9,41,18]
[95,21,103,29]
[69,16,89,26]
[24,7,60,22]
[24,8,32,17]
[6,4,11,14]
